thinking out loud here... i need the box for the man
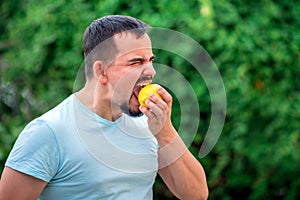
[0,15,208,199]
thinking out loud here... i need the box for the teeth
[137,82,150,87]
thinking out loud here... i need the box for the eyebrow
[127,55,156,63]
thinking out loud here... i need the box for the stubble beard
[120,103,143,117]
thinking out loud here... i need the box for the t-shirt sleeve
[5,119,59,182]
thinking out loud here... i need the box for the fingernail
[145,99,150,105]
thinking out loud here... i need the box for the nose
[142,63,156,78]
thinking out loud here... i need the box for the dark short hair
[83,15,149,78]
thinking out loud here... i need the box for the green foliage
[1,0,300,199]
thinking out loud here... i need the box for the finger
[139,105,148,115]
[139,105,159,120]
[157,87,172,106]
[148,93,168,111]
[148,108,159,120]
[145,100,164,117]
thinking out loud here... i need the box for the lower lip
[131,92,140,106]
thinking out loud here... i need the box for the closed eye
[127,55,156,66]
[128,58,144,66]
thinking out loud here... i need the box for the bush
[1,0,299,199]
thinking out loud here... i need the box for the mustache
[135,76,152,84]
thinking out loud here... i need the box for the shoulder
[15,95,75,147]
[9,119,59,157]
[39,95,74,123]
[16,119,55,144]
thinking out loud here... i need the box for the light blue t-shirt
[5,94,158,199]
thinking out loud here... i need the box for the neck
[75,81,122,121]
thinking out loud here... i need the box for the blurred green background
[0,0,299,199]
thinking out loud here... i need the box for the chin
[120,104,143,117]
[129,110,144,117]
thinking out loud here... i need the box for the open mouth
[132,77,152,101]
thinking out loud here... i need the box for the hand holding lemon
[138,83,172,136]
[138,84,162,108]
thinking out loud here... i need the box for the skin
[0,32,209,200]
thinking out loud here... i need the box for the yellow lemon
[138,84,162,108]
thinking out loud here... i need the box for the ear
[93,61,107,84]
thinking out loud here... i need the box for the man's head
[83,15,149,79]
[83,15,156,117]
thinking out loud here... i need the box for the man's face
[104,32,156,117]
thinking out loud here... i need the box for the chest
[50,123,158,187]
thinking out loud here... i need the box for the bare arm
[0,167,47,200]
[157,127,208,200]
[140,87,209,200]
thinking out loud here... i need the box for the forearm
[156,127,208,200]
[159,151,208,199]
